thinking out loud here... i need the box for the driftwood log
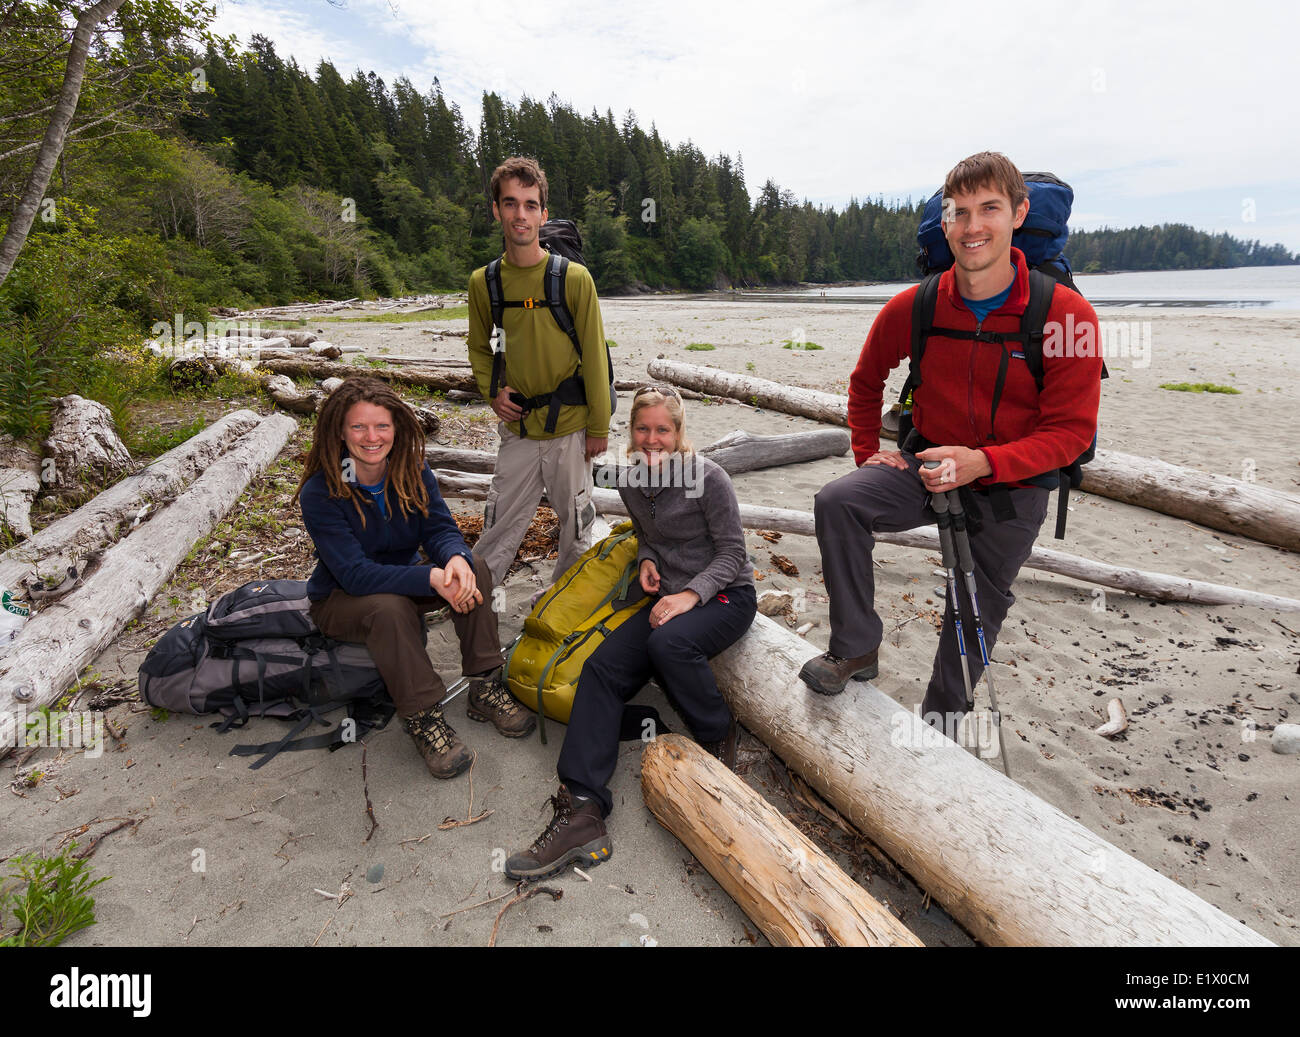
[0,413,297,718]
[256,358,477,393]
[432,473,1300,611]
[709,615,1272,947]
[0,437,42,540]
[699,429,850,474]
[425,428,848,481]
[0,410,263,592]
[1079,449,1300,553]
[641,735,921,947]
[645,359,847,425]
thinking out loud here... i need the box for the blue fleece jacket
[299,462,474,600]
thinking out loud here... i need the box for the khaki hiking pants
[473,424,595,586]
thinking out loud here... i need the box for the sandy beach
[3,295,1297,947]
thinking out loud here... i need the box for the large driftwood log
[433,473,1300,611]
[641,735,921,946]
[646,359,847,425]
[0,410,262,591]
[709,615,1272,947]
[425,446,497,473]
[699,428,850,474]
[0,413,297,717]
[256,358,477,392]
[1080,449,1300,553]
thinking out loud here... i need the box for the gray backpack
[138,580,397,768]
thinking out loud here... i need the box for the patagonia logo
[1010,350,1026,360]
[716,593,730,605]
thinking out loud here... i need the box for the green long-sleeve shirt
[467,254,611,439]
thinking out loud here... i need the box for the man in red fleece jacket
[800,152,1101,736]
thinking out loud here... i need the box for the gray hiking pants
[473,424,595,586]
[812,452,1048,721]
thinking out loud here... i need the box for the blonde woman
[504,385,756,879]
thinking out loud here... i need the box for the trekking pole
[922,463,976,727]
[944,489,1012,780]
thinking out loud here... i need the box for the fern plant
[0,844,109,947]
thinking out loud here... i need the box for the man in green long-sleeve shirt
[467,156,611,586]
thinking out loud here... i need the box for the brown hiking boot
[699,717,738,770]
[404,706,473,779]
[798,649,879,696]
[504,785,612,881]
[466,667,535,738]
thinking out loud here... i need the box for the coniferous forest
[0,6,1296,440]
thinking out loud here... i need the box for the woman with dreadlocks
[295,377,534,779]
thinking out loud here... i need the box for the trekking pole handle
[922,461,950,515]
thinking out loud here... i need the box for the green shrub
[0,845,109,947]
[783,340,823,350]
[685,342,715,351]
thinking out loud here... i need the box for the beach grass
[1159,382,1240,394]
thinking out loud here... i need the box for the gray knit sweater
[614,454,754,603]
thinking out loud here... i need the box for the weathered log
[645,359,847,425]
[887,404,1300,552]
[613,379,738,404]
[709,615,1272,946]
[431,473,1300,611]
[699,428,850,475]
[262,373,325,415]
[0,412,298,718]
[1079,449,1300,553]
[41,395,133,500]
[0,410,262,591]
[641,735,921,947]
[0,436,42,540]
[256,358,477,392]
[425,446,497,473]
[425,429,847,481]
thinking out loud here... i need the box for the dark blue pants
[557,582,757,817]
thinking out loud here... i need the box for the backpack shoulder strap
[485,257,505,329]
[907,271,942,392]
[543,252,582,355]
[1021,267,1056,391]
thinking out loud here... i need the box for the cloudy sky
[211,0,1300,250]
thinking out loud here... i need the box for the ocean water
[720,265,1300,308]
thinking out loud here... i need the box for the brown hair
[943,151,1028,210]
[629,386,693,454]
[293,377,429,527]
[491,156,549,210]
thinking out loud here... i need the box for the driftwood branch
[646,359,847,425]
[709,615,1272,947]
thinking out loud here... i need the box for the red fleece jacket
[847,248,1102,485]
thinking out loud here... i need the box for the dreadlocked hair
[293,376,429,528]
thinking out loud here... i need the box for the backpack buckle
[523,297,535,309]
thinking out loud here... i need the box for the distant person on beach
[467,156,611,588]
[800,152,1101,735]
[296,377,534,780]
[502,386,756,880]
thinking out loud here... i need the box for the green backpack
[505,522,649,742]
